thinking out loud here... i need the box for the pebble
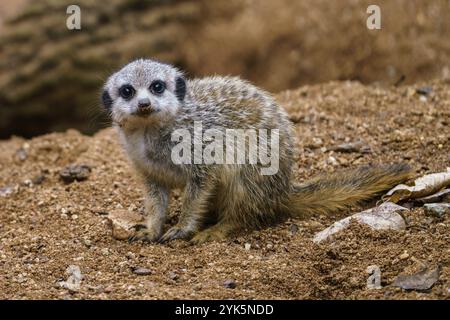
[289,224,299,235]
[58,265,83,292]
[132,267,152,275]
[15,148,28,161]
[244,243,251,250]
[424,203,450,218]
[32,175,45,185]
[330,141,371,153]
[60,164,91,183]
[327,156,338,166]
[169,271,179,280]
[394,266,440,291]
[0,186,14,197]
[416,86,432,95]
[106,209,144,240]
[83,239,92,247]
[223,279,236,289]
[399,252,409,260]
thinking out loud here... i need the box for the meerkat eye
[150,80,166,95]
[119,84,135,100]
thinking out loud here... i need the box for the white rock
[313,202,408,243]
[106,209,144,240]
[58,265,83,292]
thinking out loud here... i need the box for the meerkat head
[102,59,186,126]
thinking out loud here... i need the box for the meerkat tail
[287,164,412,217]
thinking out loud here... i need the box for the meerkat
[101,58,410,244]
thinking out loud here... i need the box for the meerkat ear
[175,76,186,102]
[102,90,113,111]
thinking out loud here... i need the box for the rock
[394,266,440,291]
[289,223,299,235]
[168,271,179,281]
[15,148,27,161]
[424,203,450,218]
[244,243,251,250]
[0,186,14,197]
[223,279,236,289]
[60,164,91,183]
[306,137,323,149]
[327,156,338,166]
[106,209,144,240]
[32,175,46,185]
[330,141,371,153]
[132,267,152,275]
[58,265,83,292]
[399,252,409,260]
[416,86,432,96]
[313,202,407,243]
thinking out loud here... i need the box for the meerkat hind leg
[190,219,236,244]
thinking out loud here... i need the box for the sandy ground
[0,79,449,299]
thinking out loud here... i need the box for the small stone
[83,239,92,247]
[132,267,152,275]
[306,137,323,149]
[424,203,450,218]
[244,243,251,250]
[399,252,409,260]
[58,265,83,292]
[15,148,28,161]
[330,141,371,153]
[327,156,338,166]
[193,283,202,291]
[168,271,179,280]
[106,209,144,240]
[59,164,91,183]
[101,248,109,256]
[223,279,236,289]
[0,186,14,197]
[394,266,440,291]
[416,86,432,96]
[289,223,299,235]
[32,175,45,185]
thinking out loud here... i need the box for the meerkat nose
[138,98,151,109]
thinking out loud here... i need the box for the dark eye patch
[175,77,186,101]
[102,90,113,110]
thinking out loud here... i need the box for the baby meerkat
[102,58,410,244]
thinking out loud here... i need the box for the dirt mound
[0,0,449,138]
[0,79,448,299]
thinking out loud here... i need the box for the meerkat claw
[128,224,159,243]
[159,226,190,243]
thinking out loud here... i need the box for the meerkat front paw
[159,225,192,243]
[128,224,161,243]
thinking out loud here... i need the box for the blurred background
[0,0,448,138]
